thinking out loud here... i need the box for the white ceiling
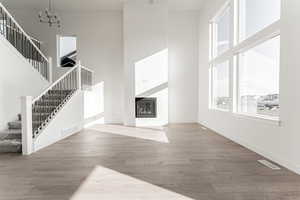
[1,0,204,12]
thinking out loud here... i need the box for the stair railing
[81,66,93,90]
[21,61,93,155]
[0,3,51,81]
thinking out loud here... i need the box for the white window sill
[233,112,281,126]
[209,108,281,126]
[209,108,230,113]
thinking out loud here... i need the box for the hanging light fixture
[38,0,61,28]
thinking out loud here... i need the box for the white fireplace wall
[135,49,169,126]
[123,0,168,126]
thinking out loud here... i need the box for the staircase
[0,114,22,153]
[0,65,92,154]
[0,3,93,154]
[0,90,76,153]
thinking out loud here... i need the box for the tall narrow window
[238,36,280,118]
[239,0,281,41]
[57,35,77,67]
[212,61,230,110]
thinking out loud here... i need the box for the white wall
[123,2,200,126]
[11,10,124,124]
[123,0,168,126]
[0,35,49,131]
[59,12,124,124]
[198,0,300,174]
[8,4,200,126]
[168,11,199,123]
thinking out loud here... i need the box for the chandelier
[38,0,61,28]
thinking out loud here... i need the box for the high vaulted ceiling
[1,0,204,12]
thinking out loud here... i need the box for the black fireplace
[135,97,157,118]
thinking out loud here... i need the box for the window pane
[239,36,280,117]
[212,61,230,110]
[215,6,231,56]
[239,0,281,41]
[59,36,77,67]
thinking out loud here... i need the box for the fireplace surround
[135,97,157,118]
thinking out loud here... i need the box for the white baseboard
[199,122,300,175]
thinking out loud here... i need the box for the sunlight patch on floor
[70,166,194,200]
[87,124,169,143]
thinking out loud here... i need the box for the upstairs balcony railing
[0,3,50,81]
[81,66,93,90]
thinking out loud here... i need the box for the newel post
[21,96,33,155]
[77,60,82,90]
[48,57,53,83]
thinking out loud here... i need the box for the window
[209,0,281,121]
[238,36,280,117]
[57,35,77,67]
[239,0,281,41]
[212,61,230,110]
[211,4,231,58]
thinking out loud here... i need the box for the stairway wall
[0,35,49,131]
[34,91,84,151]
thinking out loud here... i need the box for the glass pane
[215,6,231,56]
[239,36,280,117]
[59,36,77,67]
[239,0,281,41]
[212,61,230,110]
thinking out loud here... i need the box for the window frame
[236,35,280,120]
[210,60,232,112]
[238,0,281,42]
[56,34,78,68]
[209,1,234,60]
[209,0,281,123]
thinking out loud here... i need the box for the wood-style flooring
[1,123,300,200]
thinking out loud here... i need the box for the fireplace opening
[135,97,157,118]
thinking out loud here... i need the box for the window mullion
[229,58,234,112]
[233,55,239,113]
[233,0,239,46]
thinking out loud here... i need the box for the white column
[21,96,33,155]
[123,0,168,126]
[77,61,82,90]
[48,57,53,83]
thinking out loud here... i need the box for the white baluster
[77,61,82,90]
[48,57,53,83]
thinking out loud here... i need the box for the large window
[212,61,230,110]
[239,0,281,41]
[210,0,281,120]
[239,36,280,117]
[57,35,77,68]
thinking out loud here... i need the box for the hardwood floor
[1,123,300,200]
